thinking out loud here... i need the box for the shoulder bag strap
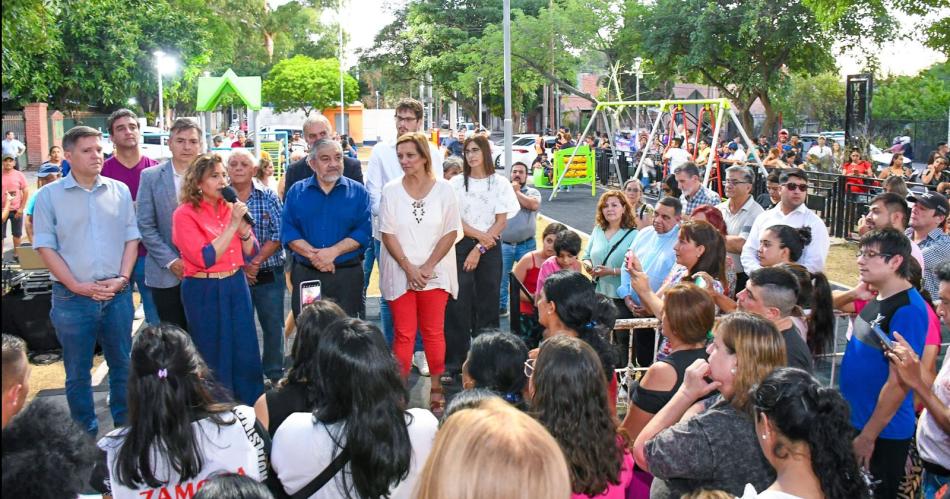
[593,229,635,284]
[290,448,350,499]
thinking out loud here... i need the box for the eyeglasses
[856,250,893,260]
[395,116,419,124]
[724,179,750,185]
[783,183,808,192]
[523,358,536,378]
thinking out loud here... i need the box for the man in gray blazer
[136,118,203,329]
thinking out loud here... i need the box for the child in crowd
[535,229,583,294]
[442,156,463,181]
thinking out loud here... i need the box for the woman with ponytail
[757,225,812,268]
[778,263,834,356]
[743,367,870,499]
[461,331,530,410]
[271,318,438,498]
[99,324,268,498]
[536,270,619,404]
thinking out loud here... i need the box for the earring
[730,367,736,374]
[761,434,767,440]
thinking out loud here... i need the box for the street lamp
[478,77,483,129]
[632,57,644,132]
[375,90,380,110]
[153,50,178,130]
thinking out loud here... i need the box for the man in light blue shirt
[33,126,140,435]
[616,196,682,367]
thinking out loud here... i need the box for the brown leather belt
[190,268,239,279]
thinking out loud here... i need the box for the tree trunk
[757,90,777,138]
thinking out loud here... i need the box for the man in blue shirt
[840,228,928,499]
[33,126,140,435]
[617,196,682,367]
[282,138,371,318]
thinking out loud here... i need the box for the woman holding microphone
[379,132,461,416]
[172,153,264,405]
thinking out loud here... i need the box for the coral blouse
[172,199,258,277]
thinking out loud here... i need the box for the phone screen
[694,276,708,289]
[300,280,322,306]
[871,323,894,351]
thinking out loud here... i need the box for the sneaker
[499,308,509,318]
[134,306,144,320]
[413,351,430,377]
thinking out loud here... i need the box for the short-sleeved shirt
[781,326,814,373]
[840,288,928,440]
[172,199,259,276]
[32,174,140,283]
[1,138,25,157]
[740,203,830,273]
[501,186,541,244]
[1,168,28,210]
[645,397,775,498]
[449,174,520,232]
[272,408,438,499]
[536,256,583,293]
[585,225,637,299]
[908,227,950,299]
[717,196,764,274]
[616,225,680,304]
[378,179,462,301]
[101,155,159,201]
[681,187,721,217]
[664,148,691,173]
[243,183,285,271]
[917,354,950,467]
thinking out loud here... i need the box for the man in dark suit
[280,114,362,200]
[136,118,201,329]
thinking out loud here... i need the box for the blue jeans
[923,470,949,498]
[50,283,133,435]
[132,256,159,325]
[500,238,537,310]
[249,274,285,382]
[372,238,422,351]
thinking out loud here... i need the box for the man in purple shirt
[101,109,159,325]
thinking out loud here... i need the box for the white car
[493,134,540,170]
[869,143,912,172]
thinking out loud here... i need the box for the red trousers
[388,289,449,379]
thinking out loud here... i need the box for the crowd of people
[2,102,949,499]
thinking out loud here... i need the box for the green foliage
[773,72,846,128]
[872,62,950,120]
[262,56,359,115]
[803,0,947,55]
[2,0,63,103]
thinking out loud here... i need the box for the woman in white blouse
[443,134,520,387]
[379,132,462,415]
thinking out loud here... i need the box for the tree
[803,0,949,55]
[773,72,846,129]
[2,0,63,104]
[262,55,358,115]
[872,62,950,120]
[633,0,837,136]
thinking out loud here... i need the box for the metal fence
[868,119,948,162]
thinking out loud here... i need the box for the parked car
[869,143,912,171]
[493,134,541,170]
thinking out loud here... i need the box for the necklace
[411,199,426,223]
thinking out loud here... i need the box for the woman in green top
[583,190,638,308]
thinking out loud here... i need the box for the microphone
[220,186,256,227]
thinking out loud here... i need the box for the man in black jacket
[281,114,362,200]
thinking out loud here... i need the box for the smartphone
[300,280,322,306]
[871,322,894,351]
[694,276,708,289]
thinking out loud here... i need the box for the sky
[277,0,946,77]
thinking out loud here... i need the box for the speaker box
[1,289,60,352]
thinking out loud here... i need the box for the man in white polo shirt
[741,168,830,273]
[717,165,764,294]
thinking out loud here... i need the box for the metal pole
[602,110,624,187]
[635,75,640,132]
[375,91,379,110]
[631,102,666,181]
[704,103,726,186]
[503,0,513,174]
[155,51,165,130]
[542,84,549,132]
[338,1,346,135]
[478,77,483,130]
[728,107,766,175]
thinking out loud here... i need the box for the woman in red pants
[379,132,461,416]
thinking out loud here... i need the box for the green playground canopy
[196,69,262,111]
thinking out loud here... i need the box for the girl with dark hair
[777,263,834,356]
[271,318,438,498]
[254,300,346,436]
[462,331,529,409]
[193,472,275,499]
[99,325,268,498]
[634,312,785,498]
[512,222,567,347]
[444,133,520,387]
[627,221,729,357]
[757,225,812,267]
[744,367,869,499]
[530,336,634,497]
[536,270,619,405]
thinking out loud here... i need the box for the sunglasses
[783,183,808,192]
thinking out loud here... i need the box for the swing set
[548,98,766,201]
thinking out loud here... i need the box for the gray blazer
[137,161,181,289]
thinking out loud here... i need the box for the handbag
[593,229,635,284]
